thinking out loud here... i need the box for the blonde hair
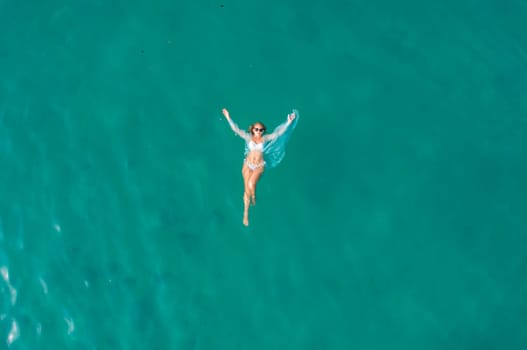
[248,122,267,134]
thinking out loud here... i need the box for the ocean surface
[1,0,527,349]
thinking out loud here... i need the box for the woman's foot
[243,215,249,226]
[251,194,256,206]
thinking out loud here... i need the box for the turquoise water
[1,0,527,348]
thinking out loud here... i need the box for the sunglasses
[253,128,265,132]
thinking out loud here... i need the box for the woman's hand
[287,111,296,124]
[222,108,231,121]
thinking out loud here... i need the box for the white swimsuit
[247,140,264,152]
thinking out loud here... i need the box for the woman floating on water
[222,108,299,226]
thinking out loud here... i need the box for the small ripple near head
[64,316,75,335]
[38,276,48,295]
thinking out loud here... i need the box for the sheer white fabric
[229,109,300,168]
[262,109,300,168]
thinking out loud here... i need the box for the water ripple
[0,266,17,305]
[64,316,75,336]
[2,267,19,347]
[38,276,49,295]
[6,319,19,347]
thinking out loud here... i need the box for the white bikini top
[247,140,264,152]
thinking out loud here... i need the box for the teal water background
[1,0,527,349]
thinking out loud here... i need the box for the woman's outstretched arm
[222,108,251,141]
[263,111,297,142]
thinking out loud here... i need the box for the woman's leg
[247,168,264,206]
[242,165,252,226]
